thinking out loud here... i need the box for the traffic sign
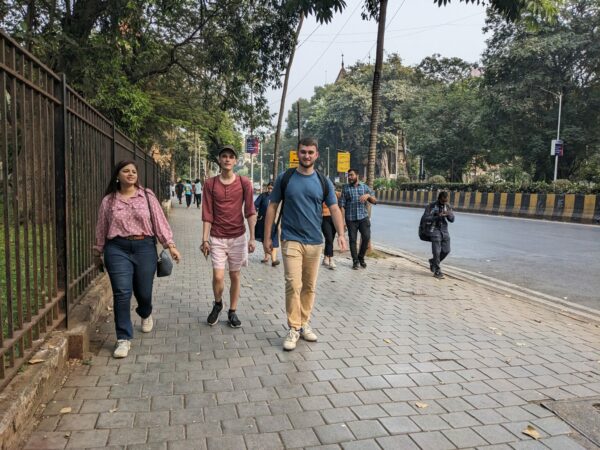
[289,150,299,168]
[551,139,564,156]
[337,151,350,173]
[246,136,259,155]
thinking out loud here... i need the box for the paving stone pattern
[24,202,600,449]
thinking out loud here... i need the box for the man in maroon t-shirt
[201,145,256,328]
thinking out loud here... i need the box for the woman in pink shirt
[94,160,181,358]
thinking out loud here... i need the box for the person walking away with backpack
[425,191,455,279]
[194,178,203,208]
[321,188,341,269]
[263,137,347,351]
[202,145,256,328]
[175,180,184,204]
[254,182,280,266]
[184,180,193,208]
[339,168,377,270]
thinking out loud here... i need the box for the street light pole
[326,146,330,178]
[554,92,562,183]
[540,87,563,182]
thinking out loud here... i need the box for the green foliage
[282,0,597,185]
[373,178,395,190]
[428,175,447,183]
[391,180,600,194]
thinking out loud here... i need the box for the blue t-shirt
[270,170,337,244]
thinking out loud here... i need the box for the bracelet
[168,243,177,249]
[202,240,209,244]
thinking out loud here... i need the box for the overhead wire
[286,0,363,96]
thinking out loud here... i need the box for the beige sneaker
[141,315,154,333]
[283,328,300,351]
[113,340,131,358]
[328,258,336,270]
[300,323,318,342]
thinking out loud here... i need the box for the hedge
[392,180,600,195]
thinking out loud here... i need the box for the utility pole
[395,133,399,177]
[554,92,562,182]
[259,141,263,188]
[297,100,301,145]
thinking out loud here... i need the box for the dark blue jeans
[347,217,371,263]
[104,237,157,340]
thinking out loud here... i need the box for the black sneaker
[433,271,445,279]
[207,301,223,325]
[428,258,434,273]
[228,311,242,328]
[359,259,367,269]
[352,261,359,270]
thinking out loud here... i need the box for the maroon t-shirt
[202,175,256,238]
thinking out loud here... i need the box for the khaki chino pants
[281,241,323,330]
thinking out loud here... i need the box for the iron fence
[0,30,167,389]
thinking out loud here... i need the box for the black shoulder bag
[144,189,173,277]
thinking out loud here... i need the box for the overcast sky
[265,0,490,127]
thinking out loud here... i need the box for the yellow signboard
[289,150,299,168]
[337,151,350,173]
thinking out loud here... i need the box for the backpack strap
[274,168,296,228]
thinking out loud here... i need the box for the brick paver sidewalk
[23,202,600,449]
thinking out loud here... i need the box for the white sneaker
[113,340,131,358]
[322,258,329,267]
[300,323,318,342]
[328,258,336,270]
[141,315,153,333]
[283,328,300,351]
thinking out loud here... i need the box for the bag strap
[144,189,160,258]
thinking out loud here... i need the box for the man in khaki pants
[263,137,347,351]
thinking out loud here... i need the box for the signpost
[337,151,350,173]
[246,136,259,187]
[551,139,563,157]
[289,150,299,168]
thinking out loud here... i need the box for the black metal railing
[0,30,166,389]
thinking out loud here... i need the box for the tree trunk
[366,0,388,188]
[378,150,389,179]
[273,14,304,179]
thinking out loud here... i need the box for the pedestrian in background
[184,179,193,208]
[321,189,341,269]
[425,191,455,279]
[194,178,203,208]
[254,182,280,266]
[94,160,181,358]
[202,145,256,328]
[339,168,377,270]
[263,137,346,351]
[175,180,184,204]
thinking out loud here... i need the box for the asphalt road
[370,204,600,310]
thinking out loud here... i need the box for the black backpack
[275,168,330,227]
[418,202,436,242]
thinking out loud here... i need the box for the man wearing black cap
[201,145,256,327]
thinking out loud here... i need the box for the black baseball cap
[218,145,238,157]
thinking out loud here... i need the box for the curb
[374,243,600,324]
[0,275,112,450]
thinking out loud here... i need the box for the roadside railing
[0,30,167,389]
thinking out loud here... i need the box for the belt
[124,235,147,241]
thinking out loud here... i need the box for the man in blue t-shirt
[264,137,347,351]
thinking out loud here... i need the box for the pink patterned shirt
[94,188,174,253]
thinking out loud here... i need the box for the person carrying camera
[425,191,455,279]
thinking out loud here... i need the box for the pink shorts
[209,235,248,271]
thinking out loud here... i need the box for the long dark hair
[104,160,141,196]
